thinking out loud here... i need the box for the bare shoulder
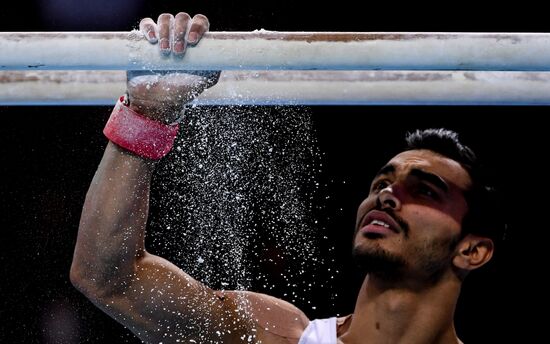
[220,290,310,343]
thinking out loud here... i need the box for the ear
[452,234,494,271]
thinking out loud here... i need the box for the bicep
[223,291,310,342]
[93,252,249,343]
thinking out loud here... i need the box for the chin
[352,244,407,278]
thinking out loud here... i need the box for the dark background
[1,1,545,343]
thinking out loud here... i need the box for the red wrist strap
[103,96,180,160]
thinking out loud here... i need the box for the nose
[377,185,401,210]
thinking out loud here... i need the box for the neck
[340,272,463,344]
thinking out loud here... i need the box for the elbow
[70,260,109,301]
[70,258,130,302]
[69,261,95,297]
[69,261,85,290]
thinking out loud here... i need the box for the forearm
[71,141,155,294]
[70,142,243,343]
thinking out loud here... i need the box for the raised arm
[70,13,240,342]
[70,12,308,344]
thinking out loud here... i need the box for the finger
[139,17,158,43]
[173,12,191,56]
[157,13,174,55]
[187,14,210,45]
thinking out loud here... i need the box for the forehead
[381,149,472,191]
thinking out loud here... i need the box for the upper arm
[223,290,310,343]
[88,252,309,343]
[90,252,251,343]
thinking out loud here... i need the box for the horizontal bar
[3,70,550,105]
[1,32,550,71]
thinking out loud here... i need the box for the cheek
[356,196,375,226]
[408,206,462,239]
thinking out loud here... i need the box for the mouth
[359,209,402,235]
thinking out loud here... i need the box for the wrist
[125,92,185,124]
[103,96,181,160]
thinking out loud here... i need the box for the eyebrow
[410,168,449,193]
[374,164,449,193]
[374,164,395,178]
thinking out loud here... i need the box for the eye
[371,179,390,193]
[417,184,439,199]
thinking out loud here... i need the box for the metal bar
[1,32,550,71]
[3,70,550,105]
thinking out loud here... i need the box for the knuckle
[157,13,174,29]
[139,17,152,25]
[158,13,173,20]
[193,14,210,29]
[175,12,191,21]
[139,18,154,30]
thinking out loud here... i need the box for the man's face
[353,149,472,280]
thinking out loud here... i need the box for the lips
[359,209,402,234]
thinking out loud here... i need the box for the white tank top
[298,317,337,344]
